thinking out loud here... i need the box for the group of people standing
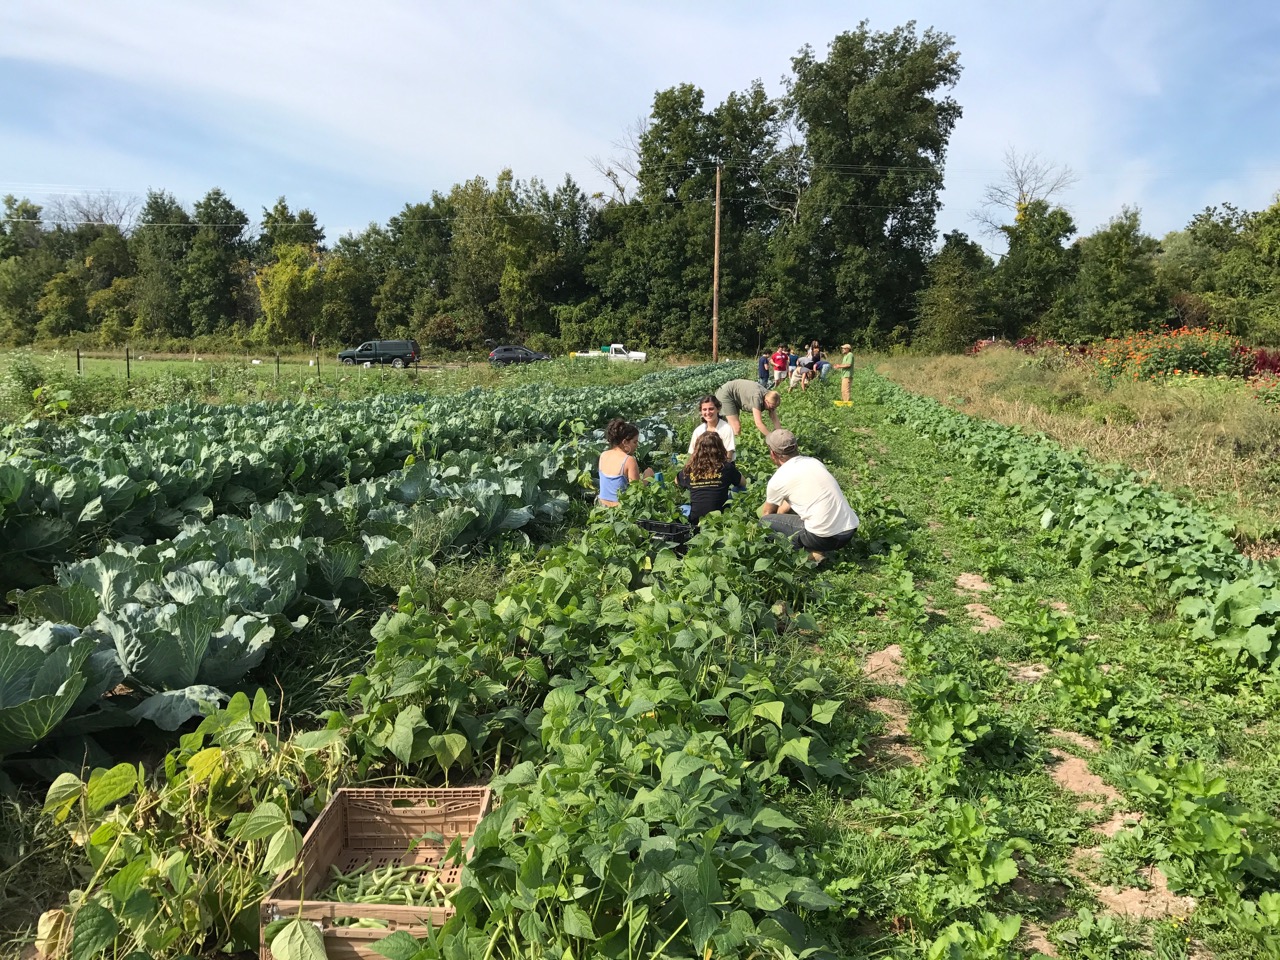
[597,369,859,563]
[759,341,855,402]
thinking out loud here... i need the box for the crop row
[41,492,863,958]
[863,373,1280,672]
[0,362,739,595]
[0,434,612,765]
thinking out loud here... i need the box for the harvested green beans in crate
[261,787,492,960]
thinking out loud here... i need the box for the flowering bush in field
[1250,346,1280,377]
[1254,375,1280,406]
[1092,326,1255,383]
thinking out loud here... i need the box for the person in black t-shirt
[677,431,744,525]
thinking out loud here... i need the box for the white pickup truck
[572,343,648,362]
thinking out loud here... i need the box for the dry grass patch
[875,351,1280,541]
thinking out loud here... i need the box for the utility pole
[712,163,722,362]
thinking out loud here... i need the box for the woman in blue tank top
[597,419,654,506]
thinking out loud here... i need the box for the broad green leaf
[16,584,101,629]
[70,900,118,960]
[263,826,304,875]
[752,808,799,833]
[86,763,138,812]
[105,858,149,905]
[44,772,83,824]
[752,701,785,728]
[185,747,223,783]
[388,706,424,764]
[430,732,470,771]
[561,902,597,940]
[810,700,841,725]
[371,930,422,960]
[232,800,290,841]
[269,918,327,960]
[660,751,707,785]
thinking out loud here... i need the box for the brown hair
[697,395,721,411]
[605,418,639,448]
[686,431,728,481]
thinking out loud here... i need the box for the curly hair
[685,430,728,481]
[605,418,639,448]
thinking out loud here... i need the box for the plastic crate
[637,519,693,545]
[260,787,492,960]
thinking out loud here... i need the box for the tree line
[2,21,1278,357]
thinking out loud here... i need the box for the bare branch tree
[589,115,647,205]
[42,190,141,232]
[972,147,1077,235]
[758,117,809,224]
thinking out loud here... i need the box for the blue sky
[2,1,1279,252]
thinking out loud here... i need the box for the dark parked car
[337,339,420,368]
[489,344,551,365]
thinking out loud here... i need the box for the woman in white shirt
[688,395,736,461]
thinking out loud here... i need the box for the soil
[1010,662,1050,683]
[1021,922,1059,957]
[1093,866,1196,918]
[862,644,906,686]
[955,572,994,593]
[862,697,923,767]
[1046,749,1122,804]
[964,602,1005,632]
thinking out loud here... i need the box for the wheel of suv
[391,358,405,369]
[342,358,354,365]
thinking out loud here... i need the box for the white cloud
[2,0,1277,243]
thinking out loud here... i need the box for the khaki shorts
[715,389,743,417]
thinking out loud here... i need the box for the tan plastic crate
[261,787,493,960]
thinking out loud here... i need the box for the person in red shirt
[769,344,789,384]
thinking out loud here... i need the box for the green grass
[0,348,677,422]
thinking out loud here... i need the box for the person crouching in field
[597,419,654,507]
[678,432,743,526]
[760,428,858,563]
[788,356,817,393]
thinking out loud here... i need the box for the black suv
[337,339,420,368]
[489,344,551,365]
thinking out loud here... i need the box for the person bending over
[759,428,858,563]
[678,431,743,526]
[788,356,817,393]
[597,419,654,507]
[714,379,781,437]
[688,395,736,461]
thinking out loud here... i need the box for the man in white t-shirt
[688,395,736,460]
[760,429,858,562]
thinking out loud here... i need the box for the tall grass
[875,348,1280,547]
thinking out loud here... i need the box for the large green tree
[255,243,322,345]
[913,231,994,352]
[1047,208,1160,341]
[991,199,1077,338]
[781,22,962,346]
[129,190,193,338]
[259,197,324,259]
[183,188,250,336]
